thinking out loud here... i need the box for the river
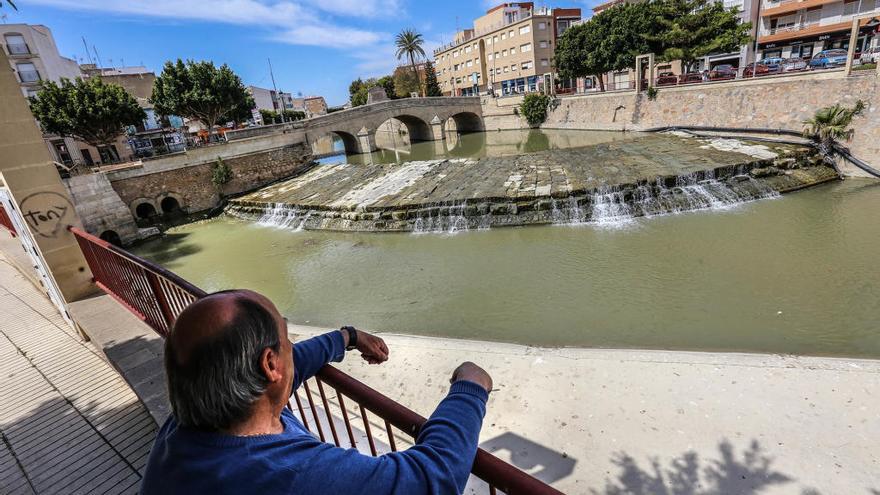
[135,175,880,358]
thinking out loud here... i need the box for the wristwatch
[341,326,358,351]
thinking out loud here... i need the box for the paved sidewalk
[0,246,156,495]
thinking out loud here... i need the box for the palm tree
[802,100,865,164]
[395,29,426,97]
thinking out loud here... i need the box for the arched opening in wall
[135,202,157,219]
[375,115,432,153]
[445,112,486,157]
[99,230,122,247]
[445,112,484,136]
[321,131,360,157]
[160,196,182,215]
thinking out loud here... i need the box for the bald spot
[170,289,281,364]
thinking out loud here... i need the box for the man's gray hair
[165,297,281,430]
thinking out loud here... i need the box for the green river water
[135,177,880,358]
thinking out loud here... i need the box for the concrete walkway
[0,246,156,494]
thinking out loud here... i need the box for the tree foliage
[650,0,752,72]
[29,76,146,148]
[555,0,752,89]
[392,66,420,98]
[151,59,254,133]
[803,100,865,147]
[520,93,552,127]
[395,29,426,97]
[424,60,442,97]
[211,157,232,188]
[348,77,397,106]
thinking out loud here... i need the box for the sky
[1,0,599,106]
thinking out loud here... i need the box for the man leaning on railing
[140,289,493,495]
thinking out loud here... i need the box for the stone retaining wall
[482,72,880,177]
[64,174,141,244]
[111,142,314,217]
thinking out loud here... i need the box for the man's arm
[292,372,491,495]
[292,328,389,390]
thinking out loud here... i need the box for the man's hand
[354,329,389,364]
[450,362,492,393]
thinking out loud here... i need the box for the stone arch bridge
[302,97,484,155]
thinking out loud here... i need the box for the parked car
[743,64,770,77]
[781,57,808,72]
[655,72,678,86]
[708,64,737,80]
[758,57,784,73]
[860,46,880,64]
[809,49,849,69]
[678,72,704,84]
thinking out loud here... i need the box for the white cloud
[274,25,386,48]
[300,0,402,19]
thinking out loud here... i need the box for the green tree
[29,76,146,151]
[392,66,420,98]
[519,93,552,127]
[151,59,254,139]
[555,2,657,92]
[650,0,752,73]
[282,109,305,121]
[802,100,865,159]
[376,75,397,100]
[395,29,426,97]
[211,157,233,188]
[424,59,442,97]
[259,109,280,124]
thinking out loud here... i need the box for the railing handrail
[69,226,563,494]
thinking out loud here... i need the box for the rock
[490,203,508,215]
[773,157,798,170]
[749,166,780,178]
[391,211,407,221]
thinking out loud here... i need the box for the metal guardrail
[0,205,17,237]
[69,226,563,494]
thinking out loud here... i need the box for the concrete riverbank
[226,133,836,232]
[288,323,880,494]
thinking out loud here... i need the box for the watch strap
[342,326,357,350]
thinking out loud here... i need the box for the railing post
[144,271,175,334]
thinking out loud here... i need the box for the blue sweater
[141,331,489,495]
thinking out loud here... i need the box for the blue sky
[2,0,597,105]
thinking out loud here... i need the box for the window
[540,58,549,67]
[521,61,533,70]
[842,0,858,15]
[538,22,546,30]
[502,49,508,56]
[16,62,39,83]
[493,35,499,43]
[465,45,471,54]
[557,20,572,35]
[4,34,28,55]
[510,47,516,54]
[488,53,494,60]
[453,50,459,57]
[473,43,477,50]
[521,43,531,52]
[494,52,499,58]
[509,30,514,37]
[539,40,548,49]
[512,64,518,71]
[466,60,473,68]
[519,25,531,35]
[504,66,510,73]
[501,33,506,40]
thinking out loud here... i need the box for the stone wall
[109,142,314,216]
[482,72,880,176]
[63,174,140,244]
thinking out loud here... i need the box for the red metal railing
[0,205,16,237]
[70,226,563,495]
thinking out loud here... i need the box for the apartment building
[433,2,581,96]
[303,96,328,116]
[757,0,880,60]
[0,24,86,164]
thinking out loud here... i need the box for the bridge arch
[445,111,484,135]
[377,114,434,143]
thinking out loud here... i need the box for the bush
[646,86,658,101]
[212,157,232,187]
[519,93,552,127]
[853,63,877,71]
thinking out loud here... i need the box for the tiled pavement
[0,248,156,495]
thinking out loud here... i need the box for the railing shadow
[591,439,799,495]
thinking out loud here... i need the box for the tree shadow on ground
[480,431,576,485]
[592,439,795,495]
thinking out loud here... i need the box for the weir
[226,132,836,233]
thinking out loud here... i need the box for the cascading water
[413,201,471,234]
[257,203,311,231]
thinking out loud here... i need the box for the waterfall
[413,201,471,234]
[590,186,633,226]
[551,196,586,224]
[257,203,311,231]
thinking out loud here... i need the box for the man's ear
[260,347,283,383]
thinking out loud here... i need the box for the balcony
[6,42,31,56]
[758,19,853,43]
[761,0,839,17]
[18,69,41,84]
